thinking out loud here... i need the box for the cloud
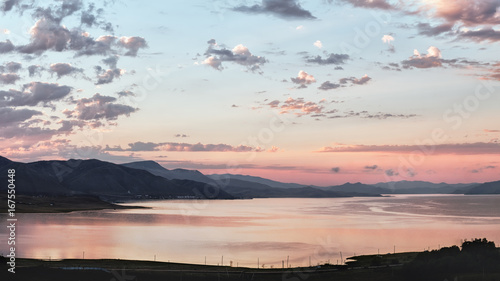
[326,110,416,119]
[18,18,71,54]
[117,90,135,97]
[290,70,316,88]
[50,63,83,78]
[338,0,500,43]
[28,65,44,77]
[15,9,147,57]
[481,62,500,81]
[305,53,349,65]
[105,141,261,152]
[484,129,500,133]
[381,35,394,44]
[80,3,114,32]
[364,165,378,170]
[398,47,494,74]
[0,107,42,127]
[316,142,500,154]
[32,0,83,24]
[0,0,148,152]
[413,1,500,42]
[0,40,15,54]
[339,74,372,85]
[470,165,497,173]
[401,46,444,69]
[362,112,416,119]
[268,146,280,152]
[381,34,395,53]
[380,62,401,71]
[318,74,371,91]
[385,169,398,176]
[313,40,322,49]
[0,82,72,107]
[458,28,500,42]
[102,56,119,69]
[118,36,148,56]
[422,0,500,26]
[233,0,316,20]
[0,73,20,84]
[0,107,64,143]
[267,100,280,108]
[331,167,340,173]
[417,23,454,36]
[262,99,414,120]
[70,34,117,56]
[203,40,267,72]
[95,68,123,85]
[335,0,397,10]
[0,61,22,73]
[318,81,341,90]
[276,97,324,116]
[106,141,159,151]
[2,0,20,12]
[65,93,137,121]
[174,134,189,138]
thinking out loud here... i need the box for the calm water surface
[1,195,500,267]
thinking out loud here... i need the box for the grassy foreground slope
[1,239,499,281]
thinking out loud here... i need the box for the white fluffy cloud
[202,40,267,72]
[291,70,316,88]
[382,35,394,44]
[402,46,444,68]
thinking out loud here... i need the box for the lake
[1,195,500,268]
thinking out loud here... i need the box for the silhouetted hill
[465,180,500,194]
[0,155,11,166]
[220,184,365,198]
[124,161,379,198]
[323,182,391,195]
[122,161,212,183]
[208,173,306,189]
[0,157,234,199]
[374,180,475,194]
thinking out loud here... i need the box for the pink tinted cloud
[105,141,262,152]
[316,142,500,155]
[279,97,323,116]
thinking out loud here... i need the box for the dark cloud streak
[233,0,316,20]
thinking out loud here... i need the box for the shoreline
[1,193,494,213]
[0,194,146,213]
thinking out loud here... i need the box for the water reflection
[1,195,499,267]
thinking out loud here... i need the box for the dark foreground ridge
[1,239,499,281]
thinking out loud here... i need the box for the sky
[0,0,499,185]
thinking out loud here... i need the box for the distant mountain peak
[122,160,167,170]
[172,168,203,175]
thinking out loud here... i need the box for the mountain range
[1,156,499,201]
